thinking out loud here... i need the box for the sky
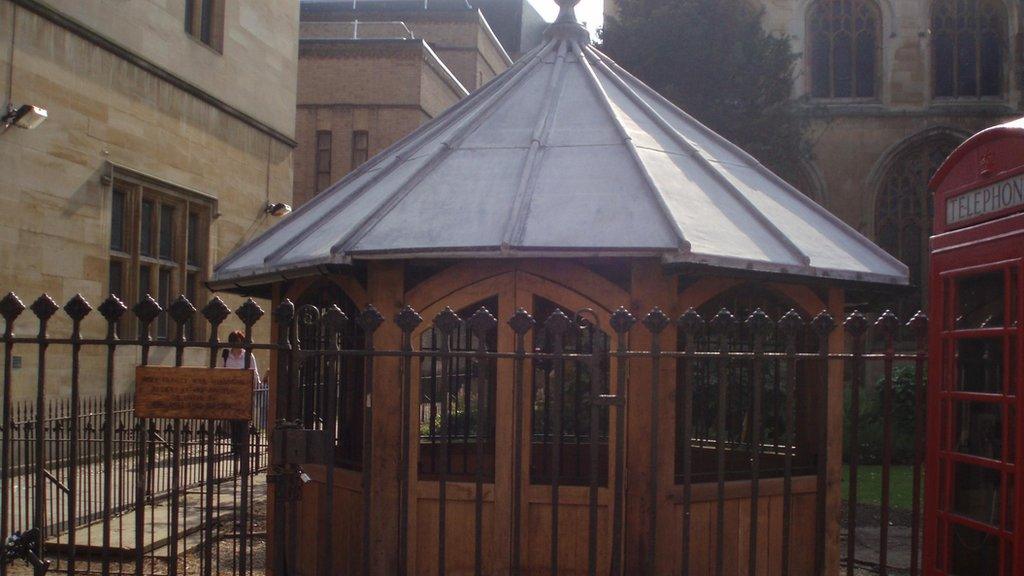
[528,0,605,38]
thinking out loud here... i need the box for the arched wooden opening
[292,277,367,469]
[660,279,831,575]
[282,276,370,576]
[417,296,500,481]
[406,272,510,576]
[529,295,611,486]
[675,285,822,484]
[401,264,624,575]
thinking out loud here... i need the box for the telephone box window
[955,339,1002,393]
[957,271,1005,328]
[954,402,1003,459]
[952,462,1002,525]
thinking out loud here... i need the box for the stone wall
[292,40,467,207]
[0,0,296,398]
[33,0,298,136]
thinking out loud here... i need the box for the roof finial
[545,0,588,41]
[554,0,581,24]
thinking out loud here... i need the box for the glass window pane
[957,271,1004,328]
[187,212,199,266]
[979,33,1001,96]
[952,463,1001,526]
[185,0,194,33]
[138,264,151,339]
[956,30,978,96]
[956,338,1003,393]
[109,260,123,299]
[833,30,853,97]
[139,264,151,300]
[810,32,831,97]
[948,522,1000,575]
[186,272,198,340]
[200,0,213,44]
[140,200,154,256]
[157,268,171,339]
[855,29,876,97]
[954,401,1002,459]
[933,31,955,97]
[159,204,175,259]
[110,190,126,252]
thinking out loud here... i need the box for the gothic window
[808,0,881,99]
[875,138,960,312]
[931,0,1007,98]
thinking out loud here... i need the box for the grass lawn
[842,464,920,510]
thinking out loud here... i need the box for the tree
[599,0,810,185]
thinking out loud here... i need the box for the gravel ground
[6,497,267,576]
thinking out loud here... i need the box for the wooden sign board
[135,366,254,420]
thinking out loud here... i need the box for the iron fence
[0,290,929,576]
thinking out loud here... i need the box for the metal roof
[212,0,909,290]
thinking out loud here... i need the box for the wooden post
[825,287,845,575]
[625,259,676,573]
[367,261,404,575]
[267,283,281,576]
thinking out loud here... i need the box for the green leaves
[600,0,811,187]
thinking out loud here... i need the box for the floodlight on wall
[2,104,47,130]
[265,202,292,217]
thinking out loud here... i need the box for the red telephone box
[925,117,1024,575]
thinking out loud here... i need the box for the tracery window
[808,0,881,99]
[931,0,1007,98]
[875,139,960,312]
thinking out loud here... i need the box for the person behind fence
[220,330,266,456]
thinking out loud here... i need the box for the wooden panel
[134,366,253,419]
[522,501,611,576]
[662,485,819,576]
[294,470,365,576]
[414,491,498,576]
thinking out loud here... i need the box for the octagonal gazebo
[211,2,907,574]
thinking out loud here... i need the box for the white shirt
[223,349,261,386]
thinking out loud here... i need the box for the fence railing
[0,290,929,576]
[0,292,272,576]
[4,388,269,539]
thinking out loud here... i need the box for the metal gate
[0,292,270,576]
[269,302,626,576]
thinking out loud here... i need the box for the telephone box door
[929,260,1021,575]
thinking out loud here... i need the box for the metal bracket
[271,425,328,467]
[594,394,624,407]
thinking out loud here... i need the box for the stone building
[604,0,1022,309]
[293,0,515,208]
[0,0,298,396]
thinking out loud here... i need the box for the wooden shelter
[210,2,908,574]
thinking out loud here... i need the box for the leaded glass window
[808,0,881,99]
[931,0,1007,98]
[875,139,960,312]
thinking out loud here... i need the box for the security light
[265,202,292,217]
[2,104,47,130]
